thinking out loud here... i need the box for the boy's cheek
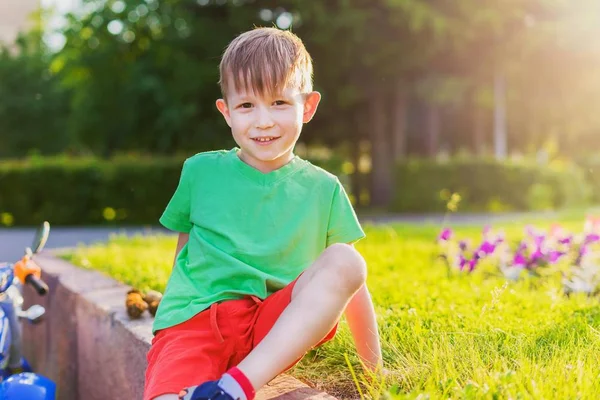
[230,122,248,137]
[228,115,243,130]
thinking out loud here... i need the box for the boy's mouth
[251,136,280,144]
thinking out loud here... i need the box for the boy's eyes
[237,100,288,109]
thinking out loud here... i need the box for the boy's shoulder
[299,158,340,185]
[294,159,347,197]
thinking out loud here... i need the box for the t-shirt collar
[229,147,304,185]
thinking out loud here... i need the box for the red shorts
[143,277,338,400]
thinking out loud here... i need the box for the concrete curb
[23,252,336,400]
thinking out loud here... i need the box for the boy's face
[216,83,320,173]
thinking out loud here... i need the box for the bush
[0,155,343,226]
[0,157,181,226]
[392,159,591,213]
[578,158,600,203]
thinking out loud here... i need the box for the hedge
[0,156,595,226]
[0,157,177,225]
[0,155,343,226]
[391,159,592,213]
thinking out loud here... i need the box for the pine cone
[126,289,148,319]
[143,289,163,304]
[147,300,160,316]
[143,289,163,317]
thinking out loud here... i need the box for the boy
[144,27,383,400]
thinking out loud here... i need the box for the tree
[52,0,268,156]
[0,17,70,157]
[288,0,448,207]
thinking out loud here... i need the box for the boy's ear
[216,98,232,127]
[302,91,321,123]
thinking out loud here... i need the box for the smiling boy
[143,27,383,400]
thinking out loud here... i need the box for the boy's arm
[172,233,189,269]
[344,282,383,372]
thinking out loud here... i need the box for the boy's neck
[236,149,295,174]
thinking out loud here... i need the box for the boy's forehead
[225,81,302,100]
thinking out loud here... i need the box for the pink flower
[584,216,600,234]
[438,228,453,242]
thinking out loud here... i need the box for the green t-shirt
[153,148,365,333]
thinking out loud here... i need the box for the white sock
[218,373,248,400]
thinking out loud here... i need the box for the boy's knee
[323,243,367,292]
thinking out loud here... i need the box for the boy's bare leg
[236,243,367,389]
[152,394,178,400]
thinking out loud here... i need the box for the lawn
[61,214,600,399]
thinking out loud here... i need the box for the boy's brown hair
[219,27,313,99]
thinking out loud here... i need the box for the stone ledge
[23,252,335,400]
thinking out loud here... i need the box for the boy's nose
[254,108,275,129]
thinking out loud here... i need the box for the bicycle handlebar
[25,274,48,296]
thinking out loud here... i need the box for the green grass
[61,214,600,399]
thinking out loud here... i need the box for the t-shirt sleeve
[326,178,366,246]
[159,159,193,233]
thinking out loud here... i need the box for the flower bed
[437,216,600,294]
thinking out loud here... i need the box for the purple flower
[531,249,544,260]
[458,254,468,271]
[529,249,545,268]
[479,241,496,256]
[526,226,546,248]
[459,240,469,251]
[559,236,573,245]
[438,228,453,242]
[513,252,527,267]
[468,258,478,272]
[584,234,600,246]
[547,251,565,264]
[533,234,545,249]
[575,246,589,266]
